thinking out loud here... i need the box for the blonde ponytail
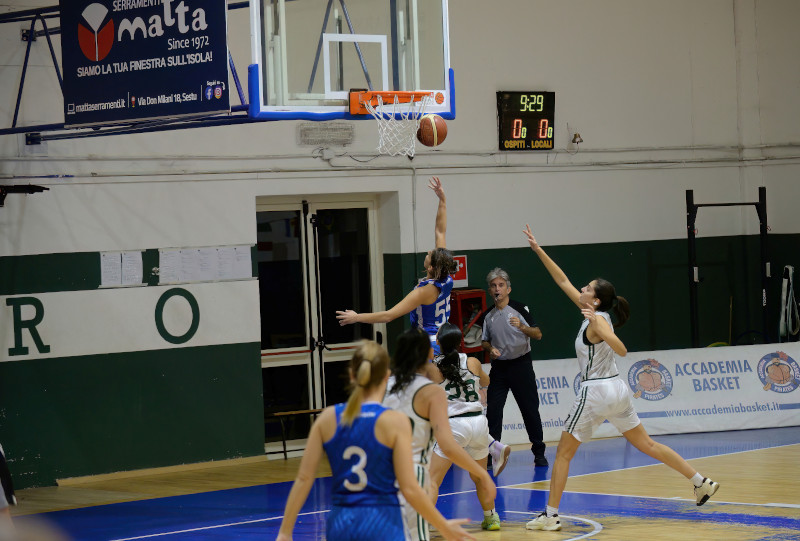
[341,341,390,426]
[356,360,372,386]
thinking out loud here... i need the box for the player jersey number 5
[435,296,451,325]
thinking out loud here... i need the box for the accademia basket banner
[486,343,800,444]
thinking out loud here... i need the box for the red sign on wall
[452,255,468,287]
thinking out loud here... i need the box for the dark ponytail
[390,328,432,394]
[593,278,630,328]
[434,322,465,387]
[612,295,630,328]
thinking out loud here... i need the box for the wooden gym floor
[10,426,800,540]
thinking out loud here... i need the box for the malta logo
[757,351,800,393]
[628,359,673,401]
[78,4,114,62]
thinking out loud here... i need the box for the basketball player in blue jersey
[276,340,475,541]
[521,225,719,532]
[384,328,496,541]
[336,176,457,354]
[427,323,502,531]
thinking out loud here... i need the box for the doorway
[255,196,385,447]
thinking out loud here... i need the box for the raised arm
[383,412,475,541]
[429,176,447,249]
[276,410,330,541]
[421,386,497,499]
[336,283,439,325]
[523,224,582,308]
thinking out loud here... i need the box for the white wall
[1,0,799,258]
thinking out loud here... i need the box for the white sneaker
[489,440,511,477]
[526,512,561,531]
[694,478,719,506]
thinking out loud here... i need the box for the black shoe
[534,455,549,467]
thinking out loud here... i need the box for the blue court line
[496,493,800,531]
[19,426,800,540]
[106,511,330,541]
[48,487,798,540]
[485,425,800,487]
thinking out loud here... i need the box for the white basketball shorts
[432,413,490,461]
[563,377,641,442]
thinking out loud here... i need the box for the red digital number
[538,119,549,139]
[512,118,523,139]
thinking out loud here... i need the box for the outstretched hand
[440,518,476,541]
[428,176,445,201]
[336,310,358,326]
[523,224,539,250]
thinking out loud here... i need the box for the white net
[363,94,432,157]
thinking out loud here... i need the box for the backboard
[248,0,453,120]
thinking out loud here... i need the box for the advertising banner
[487,343,800,445]
[59,0,230,127]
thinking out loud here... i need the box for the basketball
[417,114,447,147]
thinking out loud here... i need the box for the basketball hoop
[350,91,433,157]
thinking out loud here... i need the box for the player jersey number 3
[342,446,368,492]
[435,296,450,325]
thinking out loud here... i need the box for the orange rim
[349,90,434,115]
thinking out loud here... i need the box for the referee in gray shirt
[478,267,548,467]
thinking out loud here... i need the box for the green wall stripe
[0,342,264,489]
[383,234,800,359]
[0,248,255,296]
[0,252,100,295]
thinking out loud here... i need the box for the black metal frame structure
[0,2,254,143]
[686,187,769,348]
[0,184,49,207]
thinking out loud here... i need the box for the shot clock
[497,91,555,150]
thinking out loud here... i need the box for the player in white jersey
[337,177,457,354]
[277,340,475,541]
[384,329,496,541]
[427,323,502,531]
[522,225,719,532]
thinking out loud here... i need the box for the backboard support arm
[307,0,374,94]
